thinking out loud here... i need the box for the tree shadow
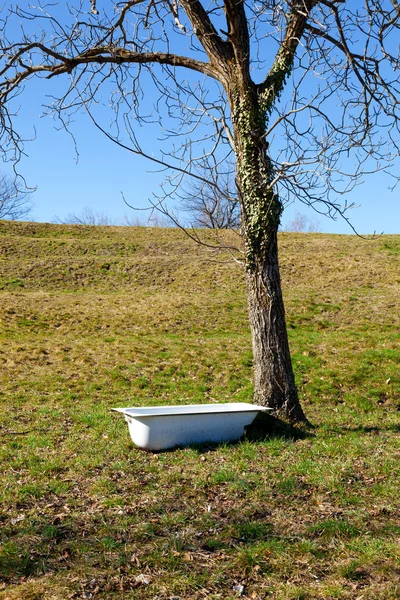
[325,424,400,435]
[244,411,314,442]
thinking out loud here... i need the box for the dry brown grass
[1,221,399,600]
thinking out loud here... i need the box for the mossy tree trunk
[229,83,307,423]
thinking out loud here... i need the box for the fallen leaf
[11,514,25,525]
[130,554,140,566]
[233,583,245,595]
[135,574,151,585]
[183,552,194,562]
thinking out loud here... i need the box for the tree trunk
[245,230,307,422]
[228,83,307,423]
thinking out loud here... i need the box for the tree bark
[228,82,307,423]
[245,231,307,422]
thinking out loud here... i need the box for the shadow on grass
[244,411,315,442]
[164,413,315,455]
[325,424,400,435]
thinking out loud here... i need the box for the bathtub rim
[112,402,273,419]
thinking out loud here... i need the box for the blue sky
[6,95,397,235]
[7,110,396,235]
[2,4,399,235]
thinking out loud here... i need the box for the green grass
[0,221,400,599]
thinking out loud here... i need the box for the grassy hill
[1,221,399,599]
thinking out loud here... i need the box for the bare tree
[1,1,400,422]
[180,161,240,229]
[122,211,173,227]
[54,207,172,226]
[282,212,321,233]
[0,173,33,220]
[54,206,115,226]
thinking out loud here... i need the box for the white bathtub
[112,402,271,451]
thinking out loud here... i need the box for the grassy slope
[0,221,399,600]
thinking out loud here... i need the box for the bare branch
[179,0,232,64]
[223,0,250,73]
[259,0,317,108]
[0,173,34,220]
